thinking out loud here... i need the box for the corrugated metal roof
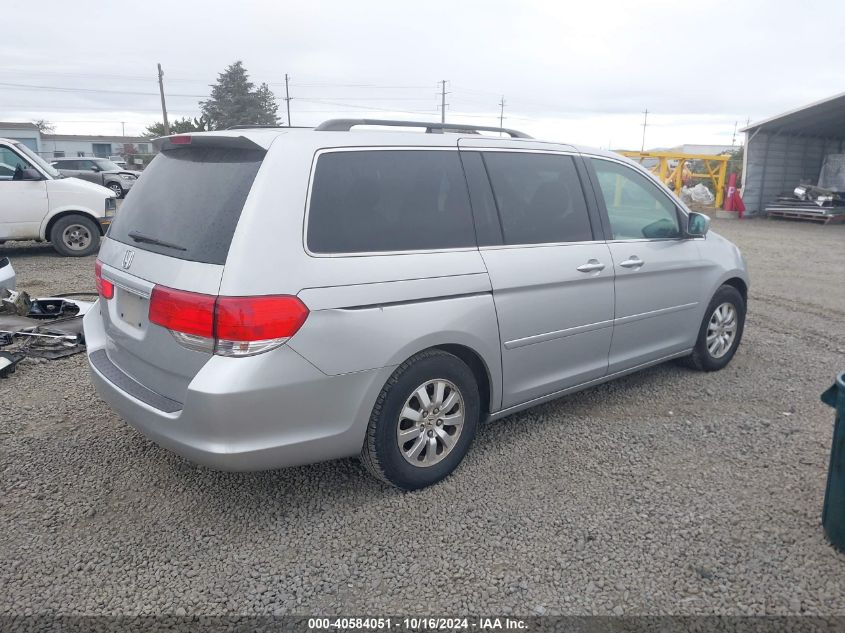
[0,121,39,131]
[742,91,845,137]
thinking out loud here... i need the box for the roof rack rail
[225,124,310,130]
[313,118,532,139]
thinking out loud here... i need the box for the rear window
[108,146,264,265]
[307,150,475,254]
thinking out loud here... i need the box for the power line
[0,81,206,98]
[296,98,437,116]
[0,69,207,82]
[285,83,430,89]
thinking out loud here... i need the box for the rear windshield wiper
[127,230,187,252]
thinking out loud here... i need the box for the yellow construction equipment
[617,150,731,208]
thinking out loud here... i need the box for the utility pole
[498,96,506,135]
[731,121,738,146]
[157,63,170,136]
[284,73,292,126]
[121,121,125,136]
[440,80,448,124]
[640,108,649,152]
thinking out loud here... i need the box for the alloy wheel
[397,379,465,467]
[706,302,737,358]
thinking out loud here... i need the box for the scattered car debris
[0,287,30,316]
[28,297,90,319]
[0,350,24,378]
[0,289,94,365]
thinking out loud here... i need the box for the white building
[38,134,154,161]
[0,122,156,163]
[0,122,41,151]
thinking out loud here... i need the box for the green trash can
[821,371,845,553]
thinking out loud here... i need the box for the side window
[0,147,33,181]
[79,160,97,171]
[307,150,476,254]
[590,158,681,240]
[459,151,503,246]
[482,152,593,245]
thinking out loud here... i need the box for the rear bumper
[83,305,392,471]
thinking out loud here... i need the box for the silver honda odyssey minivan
[84,119,749,489]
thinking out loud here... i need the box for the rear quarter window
[307,150,476,254]
[108,146,264,265]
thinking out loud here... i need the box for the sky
[2,0,844,149]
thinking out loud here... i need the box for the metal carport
[742,91,845,215]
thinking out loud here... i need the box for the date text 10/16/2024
[308,617,528,630]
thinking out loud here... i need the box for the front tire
[50,215,100,257]
[361,349,480,490]
[107,182,124,198]
[682,284,746,371]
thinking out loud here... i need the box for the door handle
[576,259,606,273]
[619,256,644,269]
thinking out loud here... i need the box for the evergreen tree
[201,61,279,129]
[254,83,280,126]
[142,116,207,138]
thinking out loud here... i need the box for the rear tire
[681,284,746,371]
[50,215,100,257]
[361,349,480,490]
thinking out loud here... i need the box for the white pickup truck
[0,138,117,257]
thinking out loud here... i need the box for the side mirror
[21,167,43,181]
[687,212,710,237]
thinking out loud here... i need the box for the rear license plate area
[117,287,147,329]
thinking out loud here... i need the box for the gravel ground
[1,217,844,616]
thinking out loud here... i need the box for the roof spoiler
[314,118,533,139]
[152,134,266,152]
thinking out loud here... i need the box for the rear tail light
[94,260,114,299]
[148,285,308,357]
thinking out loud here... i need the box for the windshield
[14,142,60,178]
[94,159,122,171]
